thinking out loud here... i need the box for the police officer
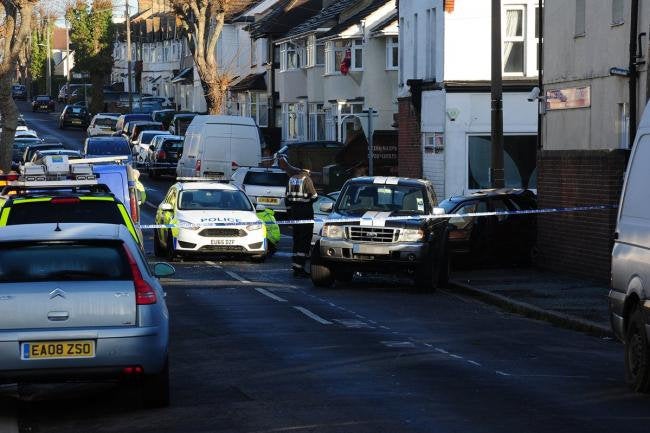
[280,156,317,277]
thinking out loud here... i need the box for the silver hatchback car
[0,223,174,407]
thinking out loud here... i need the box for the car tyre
[141,358,170,408]
[310,247,334,287]
[625,308,650,393]
[250,253,267,263]
[166,230,177,260]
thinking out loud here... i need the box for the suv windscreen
[0,241,130,282]
[337,184,429,215]
[6,200,124,225]
[178,189,253,211]
[244,171,288,187]
[161,139,183,151]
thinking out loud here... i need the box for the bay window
[325,40,346,74]
[307,35,325,67]
[282,103,306,141]
[280,41,304,71]
[351,39,363,70]
[309,103,326,141]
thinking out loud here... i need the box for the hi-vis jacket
[285,171,318,204]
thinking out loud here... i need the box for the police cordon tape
[136,204,617,230]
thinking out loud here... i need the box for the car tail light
[195,159,201,173]
[156,150,167,160]
[129,188,140,224]
[122,366,144,375]
[122,244,157,305]
[232,161,239,170]
[51,197,81,205]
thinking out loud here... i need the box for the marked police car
[154,181,268,261]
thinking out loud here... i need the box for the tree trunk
[196,60,228,115]
[90,73,105,114]
[0,72,19,173]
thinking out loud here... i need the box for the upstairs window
[325,40,346,74]
[503,6,525,75]
[351,39,364,70]
[612,0,624,25]
[575,0,586,36]
[280,41,305,71]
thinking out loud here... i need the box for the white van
[176,115,262,180]
[609,101,650,393]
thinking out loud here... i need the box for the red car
[32,95,56,112]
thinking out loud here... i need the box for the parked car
[59,105,91,129]
[57,83,91,103]
[21,143,64,165]
[311,191,340,245]
[30,149,82,163]
[12,137,43,170]
[115,113,152,133]
[128,121,164,147]
[32,95,56,112]
[312,176,449,290]
[83,136,132,163]
[0,222,173,407]
[146,135,183,178]
[231,167,289,216]
[87,114,120,136]
[438,189,537,267]
[609,102,650,393]
[133,130,171,165]
[151,109,178,129]
[168,113,197,136]
[177,115,262,180]
[14,129,39,139]
[11,84,26,100]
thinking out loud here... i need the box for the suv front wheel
[310,247,334,287]
[625,308,650,393]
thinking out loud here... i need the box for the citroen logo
[49,288,66,299]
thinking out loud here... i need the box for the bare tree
[0,0,38,173]
[170,0,251,114]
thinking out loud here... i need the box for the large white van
[609,101,650,393]
[176,115,262,180]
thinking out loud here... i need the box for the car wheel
[141,358,170,408]
[153,230,164,258]
[310,248,333,287]
[625,308,650,393]
[166,230,176,260]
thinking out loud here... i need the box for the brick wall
[537,149,628,282]
[397,97,423,179]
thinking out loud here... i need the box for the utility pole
[490,0,505,188]
[367,107,374,176]
[46,17,52,97]
[126,1,133,111]
[65,18,71,92]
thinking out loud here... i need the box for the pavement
[450,267,612,337]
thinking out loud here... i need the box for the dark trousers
[289,204,313,270]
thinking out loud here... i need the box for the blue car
[83,136,133,164]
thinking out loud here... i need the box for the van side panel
[612,134,650,302]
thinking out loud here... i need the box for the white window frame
[307,35,325,67]
[351,39,363,71]
[325,40,347,74]
[280,41,304,72]
[309,103,326,141]
[503,5,526,76]
[249,92,269,127]
[386,36,399,70]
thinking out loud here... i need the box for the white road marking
[449,354,463,359]
[204,261,221,268]
[424,343,433,347]
[381,341,416,348]
[355,314,366,319]
[467,360,482,367]
[434,348,449,354]
[496,371,511,376]
[255,288,287,302]
[293,306,332,325]
[225,270,250,284]
[380,325,390,330]
[333,319,374,329]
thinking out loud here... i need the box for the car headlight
[322,224,344,239]
[177,219,200,231]
[398,228,425,242]
[246,222,263,231]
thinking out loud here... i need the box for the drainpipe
[537,0,543,150]
[269,37,276,130]
[629,0,639,147]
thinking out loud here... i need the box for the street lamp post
[46,18,52,97]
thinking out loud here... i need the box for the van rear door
[201,125,232,179]
[230,125,261,175]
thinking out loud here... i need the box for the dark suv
[312,177,450,290]
[59,105,90,129]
